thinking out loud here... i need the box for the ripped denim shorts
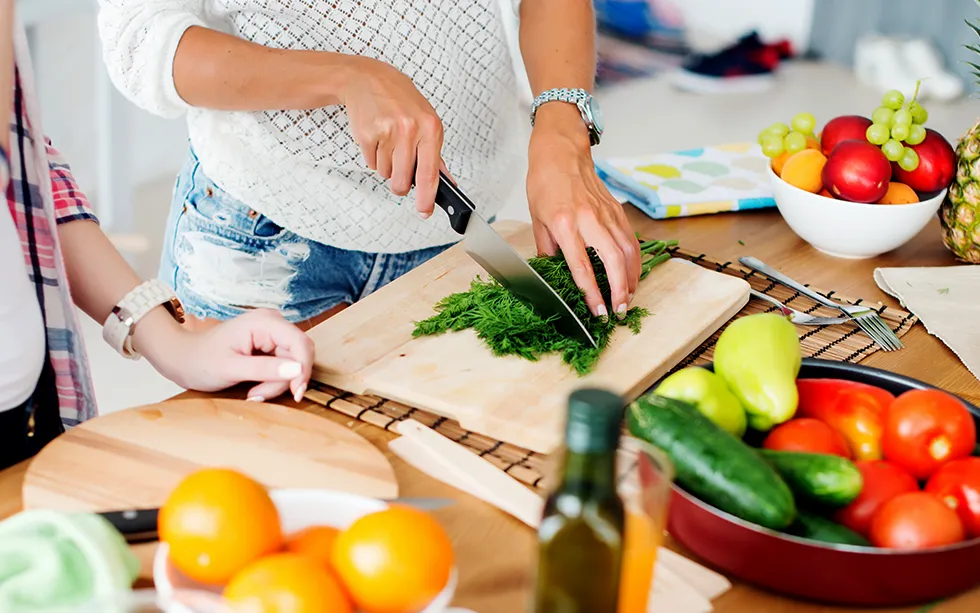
[158,149,452,323]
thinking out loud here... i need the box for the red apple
[820,115,873,157]
[891,128,955,195]
[822,140,892,203]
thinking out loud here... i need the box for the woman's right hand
[340,57,447,219]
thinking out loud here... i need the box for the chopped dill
[413,239,678,375]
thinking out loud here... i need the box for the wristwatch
[103,279,186,360]
[529,87,604,146]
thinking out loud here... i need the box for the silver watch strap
[529,87,591,126]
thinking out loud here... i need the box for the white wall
[31,13,189,205]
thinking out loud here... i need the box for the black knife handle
[99,508,159,544]
[432,171,476,235]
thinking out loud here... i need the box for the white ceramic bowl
[768,164,946,259]
[154,489,458,613]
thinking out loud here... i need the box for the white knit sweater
[98,0,525,253]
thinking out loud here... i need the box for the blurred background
[24,0,980,410]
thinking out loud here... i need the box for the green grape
[761,135,785,158]
[871,107,894,125]
[791,113,816,134]
[766,122,791,137]
[882,139,905,162]
[882,89,905,110]
[784,132,807,154]
[906,123,927,145]
[898,148,920,172]
[866,123,891,145]
[758,131,768,145]
[909,101,929,125]
[892,108,913,127]
[891,123,910,141]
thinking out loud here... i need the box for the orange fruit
[876,182,920,205]
[780,149,827,194]
[771,151,792,177]
[285,526,341,569]
[819,188,835,199]
[159,468,283,585]
[806,136,821,151]
[332,506,454,613]
[224,553,353,613]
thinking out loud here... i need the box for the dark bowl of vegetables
[628,358,980,607]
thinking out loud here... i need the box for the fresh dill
[413,239,678,375]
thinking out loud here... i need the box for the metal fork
[739,257,904,351]
[750,290,851,326]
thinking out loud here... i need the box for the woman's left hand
[149,309,315,403]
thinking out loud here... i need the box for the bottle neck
[556,448,618,500]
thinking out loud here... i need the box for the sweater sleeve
[97,0,208,119]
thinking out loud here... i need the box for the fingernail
[629,293,634,303]
[247,396,265,403]
[278,361,303,379]
[294,383,307,403]
[617,303,627,319]
[597,304,608,318]
[419,211,431,220]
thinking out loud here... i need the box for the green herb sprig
[413,239,677,375]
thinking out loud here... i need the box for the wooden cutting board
[22,398,398,512]
[310,221,749,453]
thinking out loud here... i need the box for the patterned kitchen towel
[595,142,777,219]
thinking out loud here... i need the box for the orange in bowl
[780,149,827,194]
[224,552,353,613]
[159,468,283,585]
[332,506,455,613]
[285,525,342,569]
[876,182,920,205]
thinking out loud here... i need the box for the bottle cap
[565,388,625,453]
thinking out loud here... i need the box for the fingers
[532,219,559,257]
[414,120,443,219]
[246,381,290,403]
[225,309,314,398]
[606,210,641,297]
[550,220,606,317]
[390,118,420,198]
[579,215,630,318]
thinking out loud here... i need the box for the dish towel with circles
[594,142,776,219]
[874,265,980,382]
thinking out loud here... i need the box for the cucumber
[758,449,863,507]
[787,510,871,547]
[627,394,796,530]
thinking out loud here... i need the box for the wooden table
[1,209,978,613]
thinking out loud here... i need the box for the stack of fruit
[759,85,955,205]
[159,469,455,613]
[631,313,980,550]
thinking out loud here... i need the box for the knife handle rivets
[123,510,137,520]
[447,205,455,216]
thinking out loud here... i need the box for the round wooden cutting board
[22,398,398,512]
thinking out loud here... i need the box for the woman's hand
[144,309,315,403]
[526,104,641,318]
[340,57,448,220]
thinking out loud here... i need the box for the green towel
[0,510,139,613]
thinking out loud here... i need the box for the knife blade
[434,172,597,348]
[98,497,456,543]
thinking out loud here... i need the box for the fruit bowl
[154,489,458,613]
[666,358,980,607]
[768,164,946,259]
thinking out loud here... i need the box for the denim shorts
[158,150,453,323]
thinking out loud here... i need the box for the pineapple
[940,120,980,263]
[941,9,980,263]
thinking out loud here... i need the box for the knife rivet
[123,510,137,520]
[447,206,455,215]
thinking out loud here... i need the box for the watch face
[588,97,604,135]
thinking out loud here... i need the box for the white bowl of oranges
[760,94,955,259]
[153,469,458,613]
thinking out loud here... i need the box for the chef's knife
[99,497,455,544]
[433,172,597,348]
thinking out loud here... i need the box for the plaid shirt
[4,70,98,427]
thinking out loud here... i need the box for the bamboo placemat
[306,250,918,491]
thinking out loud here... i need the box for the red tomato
[925,457,980,539]
[833,460,919,537]
[869,492,965,550]
[763,418,851,458]
[796,379,893,460]
[882,389,976,480]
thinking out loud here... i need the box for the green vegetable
[787,509,871,547]
[627,393,796,530]
[759,449,863,507]
[714,312,802,431]
[413,239,677,375]
[654,367,747,437]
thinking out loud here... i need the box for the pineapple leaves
[413,239,677,375]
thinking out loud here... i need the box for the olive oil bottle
[531,388,626,613]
